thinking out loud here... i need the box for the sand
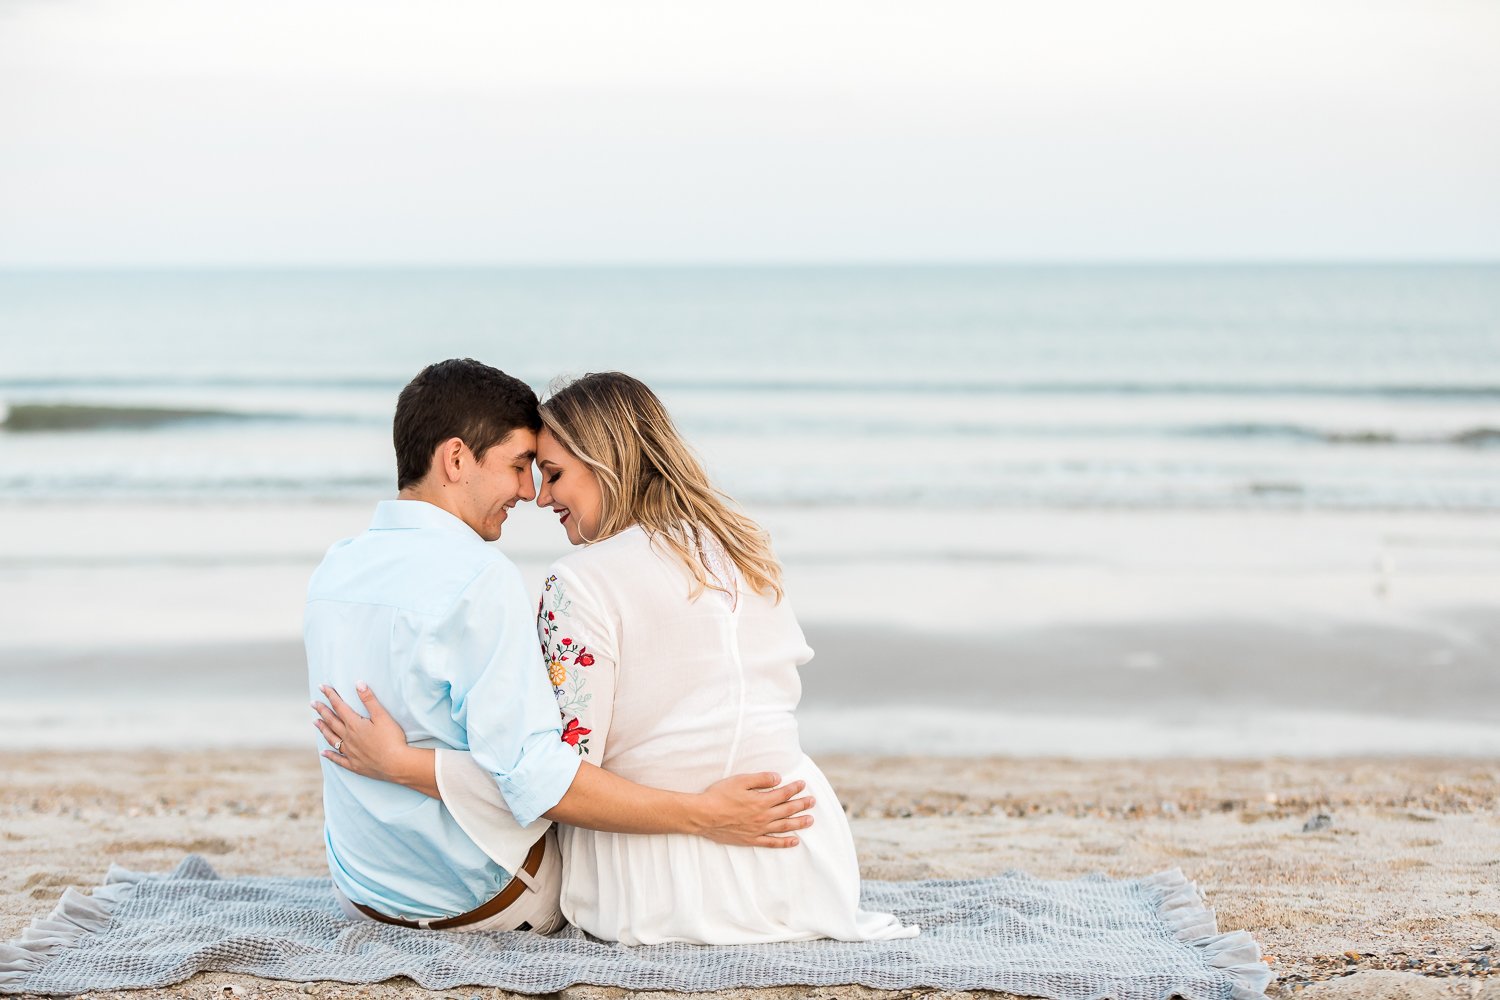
[2,752,1497,1000]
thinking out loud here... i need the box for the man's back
[305,499,576,920]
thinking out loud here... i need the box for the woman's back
[541,525,807,791]
[538,523,917,946]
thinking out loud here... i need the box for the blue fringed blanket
[2,856,1270,999]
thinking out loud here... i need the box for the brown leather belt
[354,833,547,931]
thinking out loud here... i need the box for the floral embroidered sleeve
[536,565,617,760]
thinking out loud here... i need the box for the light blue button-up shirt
[305,499,581,919]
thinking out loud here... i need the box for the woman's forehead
[535,428,572,464]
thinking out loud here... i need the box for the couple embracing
[306,359,919,945]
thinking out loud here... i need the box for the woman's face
[536,426,603,546]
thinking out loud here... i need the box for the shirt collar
[369,499,482,541]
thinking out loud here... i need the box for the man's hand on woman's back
[543,764,814,847]
[693,772,815,848]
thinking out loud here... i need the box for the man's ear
[435,437,466,484]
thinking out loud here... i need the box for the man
[305,359,811,934]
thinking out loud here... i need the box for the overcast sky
[1,0,1497,266]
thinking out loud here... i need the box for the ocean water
[1,264,1498,510]
[3,265,1499,755]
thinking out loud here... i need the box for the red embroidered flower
[574,648,595,667]
[561,718,592,746]
[547,611,555,621]
[561,637,571,645]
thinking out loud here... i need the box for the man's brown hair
[393,359,540,490]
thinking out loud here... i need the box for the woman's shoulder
[545,524,653,582]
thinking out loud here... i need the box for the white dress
[534,525,918,945]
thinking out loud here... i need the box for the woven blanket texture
[1,856,1270,999]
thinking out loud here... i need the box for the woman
[330,373,916,945]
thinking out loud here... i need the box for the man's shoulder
[450,544,525,596]
[306,534,359,593]
[308,527,520,616]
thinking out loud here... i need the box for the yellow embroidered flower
[548,658,567,686]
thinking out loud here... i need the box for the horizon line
[1,257,1498,272]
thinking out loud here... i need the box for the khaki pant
[333,827,565,934]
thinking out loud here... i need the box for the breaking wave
[0,403,333,432]
[1184,423,1500,447]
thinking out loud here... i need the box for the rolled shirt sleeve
[438,559,581,829]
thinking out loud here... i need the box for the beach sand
[3,751,1497,1000]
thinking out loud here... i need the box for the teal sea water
[1,264,1497,509]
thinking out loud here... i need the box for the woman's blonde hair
[540,372,784,602]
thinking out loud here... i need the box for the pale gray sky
[1,0,1497,266]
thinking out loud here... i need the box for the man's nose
[518,472,537,502]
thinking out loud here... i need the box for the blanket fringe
[1140,869,1272,1000]
[1,862,1274,1000]
[0,866,148,989]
